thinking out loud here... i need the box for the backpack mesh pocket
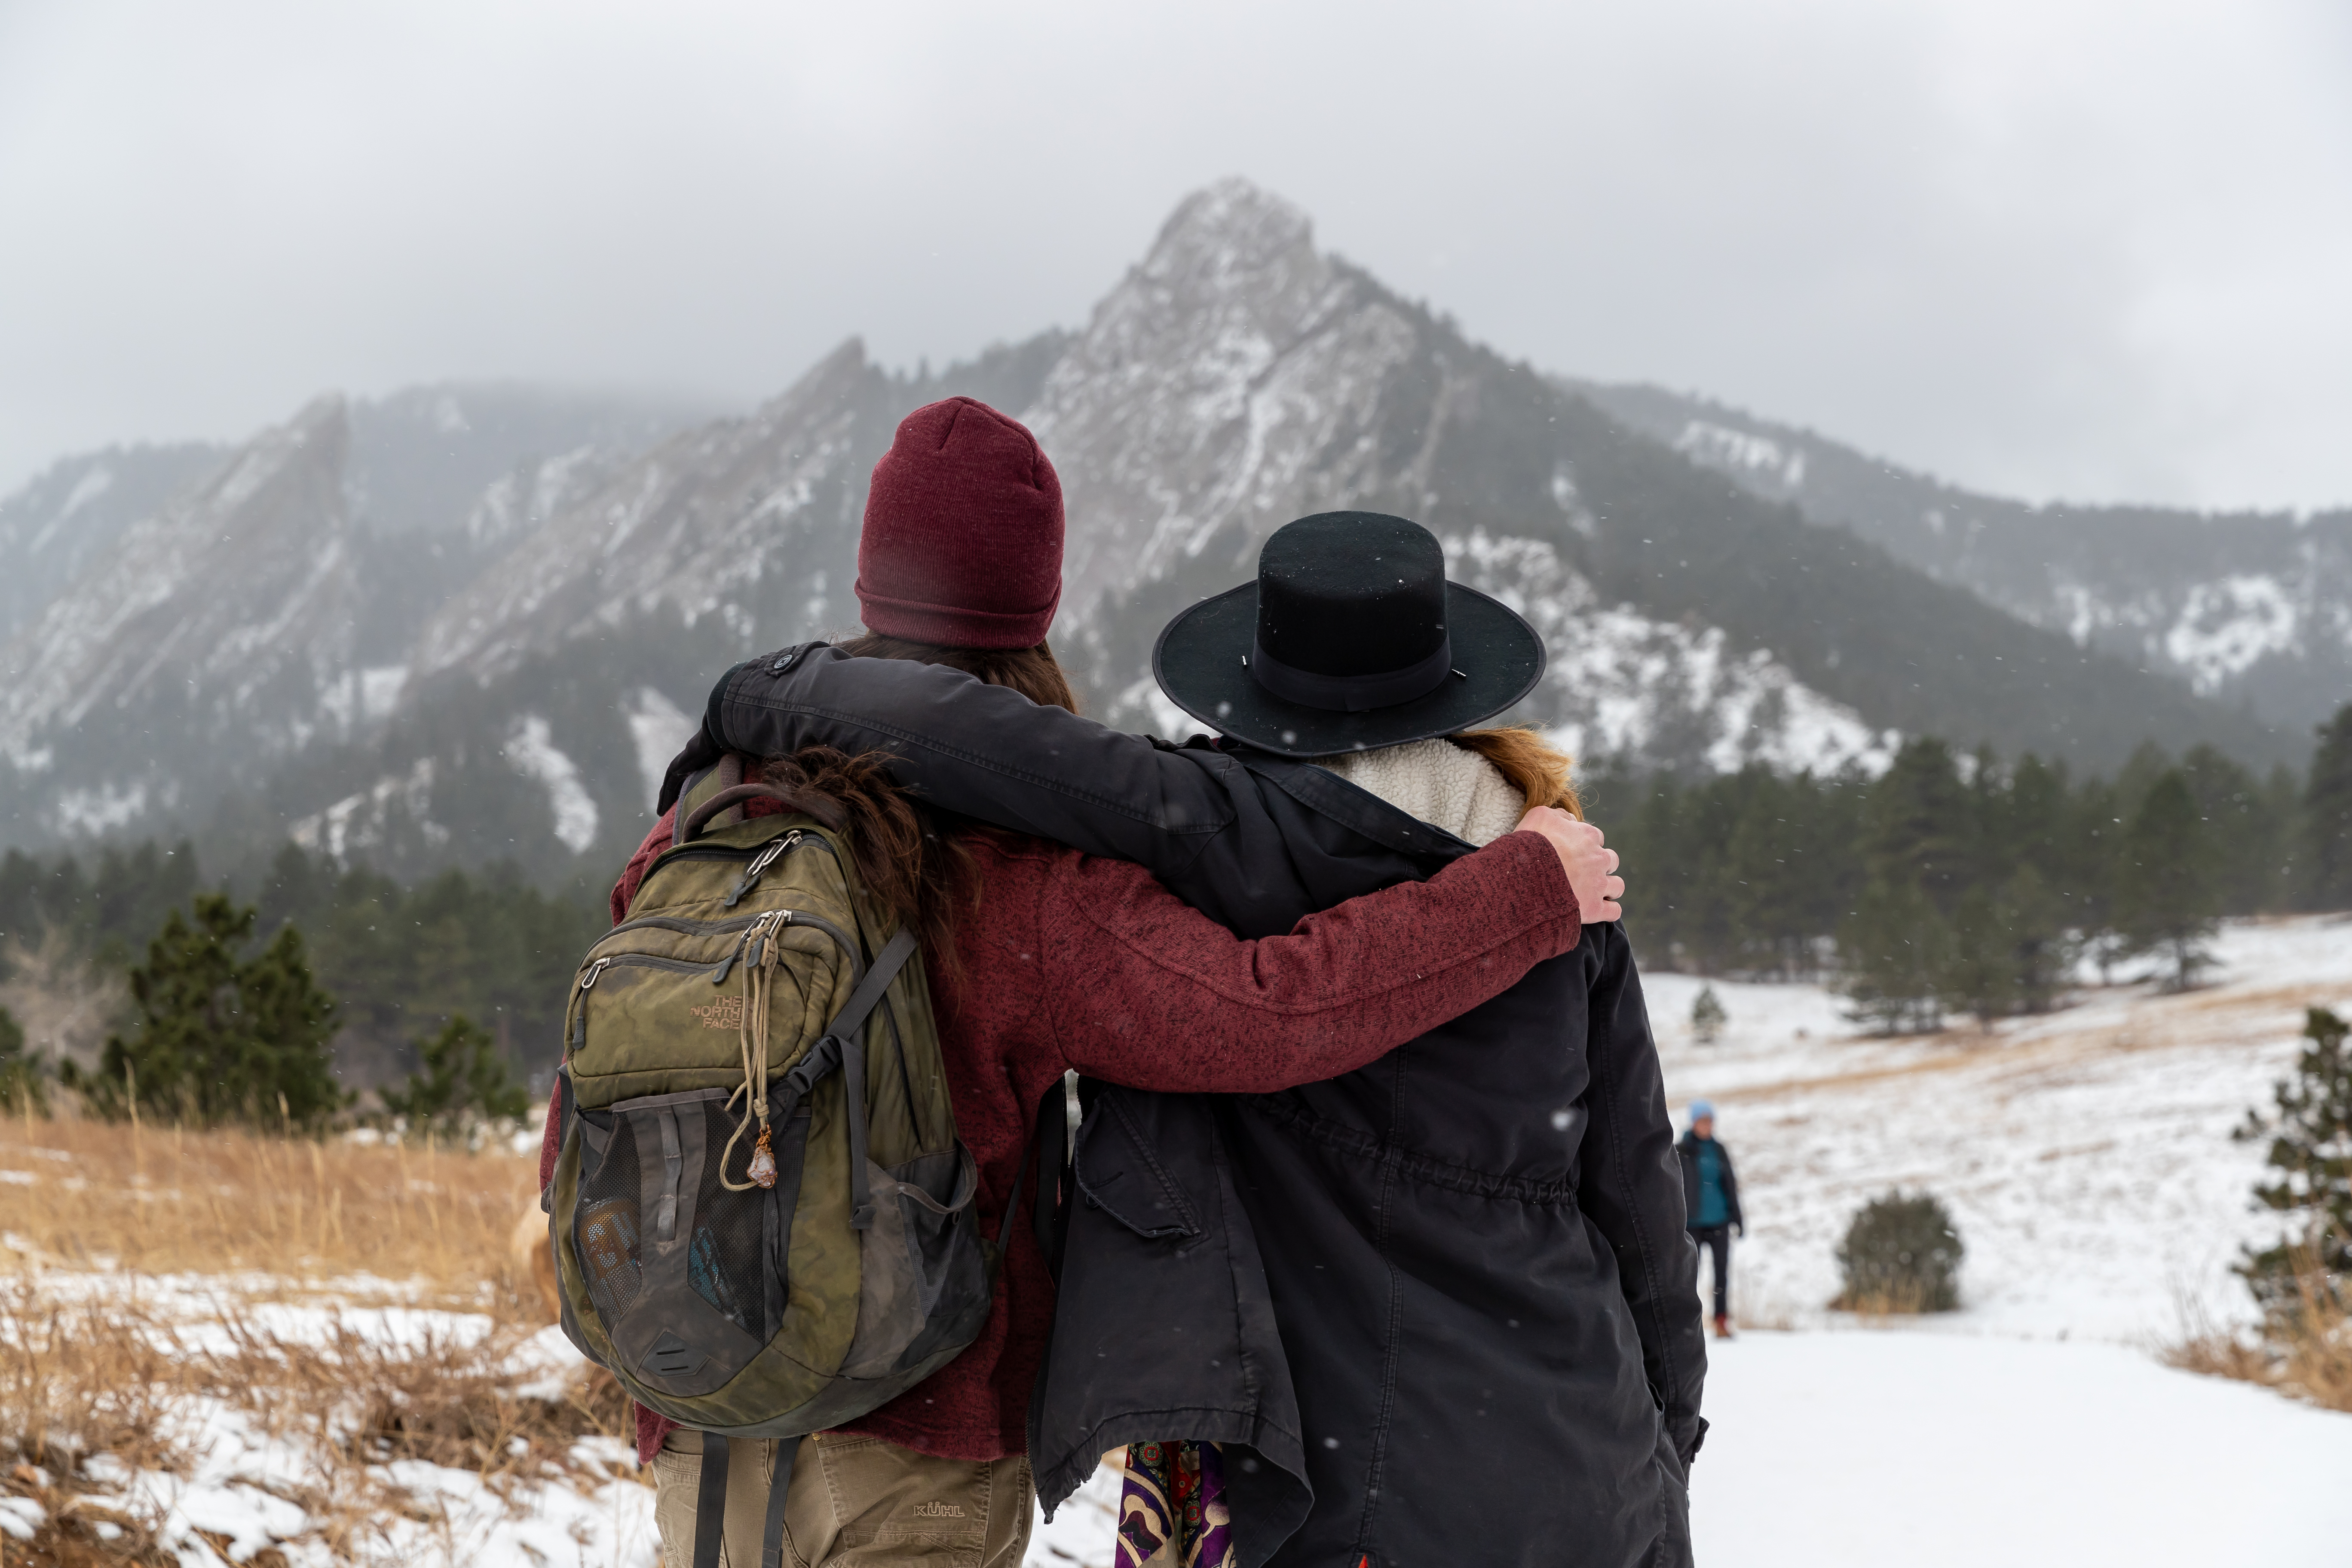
[573,1094,792,1351]
[575,1111,643,1328]
[683,1096,781,1338]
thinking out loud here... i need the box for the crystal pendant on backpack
[747,1124,777,1188]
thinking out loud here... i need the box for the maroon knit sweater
[541,808,1580,1464]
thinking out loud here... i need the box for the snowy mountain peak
[0,393,356,779]
[1140,178,1317,292]
[1033,183,1414,615]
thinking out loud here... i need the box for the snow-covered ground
[9,921,2340,1565]
[1025,914,2352,1566]
[1694,1332,2352,1564]
[1645,914,2352,1339]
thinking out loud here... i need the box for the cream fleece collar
[1310,738,1526,847]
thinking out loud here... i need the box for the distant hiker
[1680,1100,1745,1337]
[683,509,1703,1566]
[539,399,1619,1568]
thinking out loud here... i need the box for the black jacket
[1677,1134,1743,1232]
[663,646,1705,1568]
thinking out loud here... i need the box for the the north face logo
[689,997,744,1030]
[910,1502,967,1519]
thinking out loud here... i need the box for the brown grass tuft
[1830,1279,1938,1317]
[2165,1260,2352,1415]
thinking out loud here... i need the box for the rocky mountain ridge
[0,181,2309,882]
[1570,378,2352,734]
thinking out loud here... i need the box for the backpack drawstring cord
[720,914,783,1191]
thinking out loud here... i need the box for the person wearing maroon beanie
[545,398,1625,1568]
[854,395,1064,649]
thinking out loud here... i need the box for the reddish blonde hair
[1449,727,1582,818]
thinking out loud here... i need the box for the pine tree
[2000,864,2076,1015]
[1838,875,1948,1034]
[2113,770,2223,990]
[70,893,344,1128]
[2303,702,2352,910]
[1862,739,1982,914]
[2069,776,2128,977]
[1938,884,2015,1030]
[2237,1006,2351,1310]
[238,922,345,1126]
[2180,744,2288,914]
[381,1014,528,1134]
[1689,985,1727,1044]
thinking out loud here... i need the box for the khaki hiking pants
[652,1428,1035,1568]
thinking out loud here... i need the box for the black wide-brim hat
[1151,511,1547,758]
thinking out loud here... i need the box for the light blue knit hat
[1689,1099,1715,1122]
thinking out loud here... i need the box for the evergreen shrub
[1690,986,1727,1044]
[1834,1190,1964,1313]
[2239,1006,2352,1312]
[381,1014,530,1138]
[63,893,345,1129]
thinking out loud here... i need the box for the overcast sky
[2,0,2346,511]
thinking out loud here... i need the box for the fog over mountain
[0,182,2317,883]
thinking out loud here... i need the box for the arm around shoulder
[705,646,1239,872]
[1039,828,1582,1094]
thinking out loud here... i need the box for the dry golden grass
[0,1108,540,1308]
[0,1113,634,1562]
[2165,1251,2352,1415]
[1829,1280,1939,1317]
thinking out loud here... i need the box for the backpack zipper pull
[713,910,778,986]
[724,831,801,908]
[579,957,612,991]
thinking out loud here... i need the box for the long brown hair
[1449,726,1582,818]
[757,637,1081,963]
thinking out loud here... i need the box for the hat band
[1248,634,1455,713]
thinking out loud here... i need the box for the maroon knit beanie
[855,397,1064,649]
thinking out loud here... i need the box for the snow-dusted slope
[415,342,883,681]
[1645,915,2352,1339]
[0,398,362,831]
[0,441,227,648]
[1442,529,1895,775]
[1033,181,1898,774]
[1573,380,2352,734]
[0,385,707,860]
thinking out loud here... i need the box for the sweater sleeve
[1038,829,1580,1091]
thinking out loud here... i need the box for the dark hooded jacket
[661,644,1705,1568]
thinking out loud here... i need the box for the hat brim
[1151,581,1548,758]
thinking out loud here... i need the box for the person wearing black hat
[664,512,1703,1568]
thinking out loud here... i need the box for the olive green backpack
[546,758,1017,1568]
